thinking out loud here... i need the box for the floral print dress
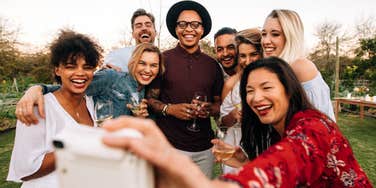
[223,109,371,187]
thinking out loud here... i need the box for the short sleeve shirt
[149,44,224,151]
[104,46,135,72]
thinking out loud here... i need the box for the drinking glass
[213,126,236,162]
[233,103,242,128]
[94,100,113,127]
[186,92,207,132]
[129,92,141,115]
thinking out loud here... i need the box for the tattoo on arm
[146,88,160,99]
[146,88,165,114]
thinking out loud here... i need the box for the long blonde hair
[267,9,306,64]
[128,43,165,78]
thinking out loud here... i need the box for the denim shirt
[43,69,144,118]
[87,69,144,117]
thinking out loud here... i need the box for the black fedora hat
[166,0,212,39]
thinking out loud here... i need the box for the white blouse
[7,93,95,188]
[219,81,241,174]
[301,72,336,121]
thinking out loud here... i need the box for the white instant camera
[53,125,154,188]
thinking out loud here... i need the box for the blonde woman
[15,43,164,124]
[261,9,335,121]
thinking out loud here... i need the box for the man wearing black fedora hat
[147,0,223,178]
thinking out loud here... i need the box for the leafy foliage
[310,19,376,97]
[0,18,54,85]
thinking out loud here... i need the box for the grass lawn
[0,129,20,188]
[337,113,376,185]
[1,113,375,187]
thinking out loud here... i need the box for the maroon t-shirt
[150,44,224,152]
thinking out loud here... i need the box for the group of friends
[7,0,371,187]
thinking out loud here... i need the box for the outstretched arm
[102,117,240,188]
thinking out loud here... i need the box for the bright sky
[1,0,375,54]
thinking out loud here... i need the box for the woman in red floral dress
[102,57,371,187]
[215,57,371,187]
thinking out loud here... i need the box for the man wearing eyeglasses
[104,9,156,72]
[147,1,223,178]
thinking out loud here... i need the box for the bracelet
[162,104,170,116]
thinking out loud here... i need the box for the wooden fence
[0,98,18,131]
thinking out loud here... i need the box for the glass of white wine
[129,92,141,115]
[94,100,113,127]
[213,127,236,161]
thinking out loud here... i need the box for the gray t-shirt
[104,46,135,72]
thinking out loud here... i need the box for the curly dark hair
[239,57,313,159]
[50,29,103,83]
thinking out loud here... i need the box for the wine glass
[186,92,207,132]
[213,125,236,174]
[233,103,242,128]
[213,125,236,160]
[129,92,141,115]
[94,100,113,127]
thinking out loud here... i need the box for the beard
[222,59,238,72]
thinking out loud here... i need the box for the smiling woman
[220,57,371,187]
[127,44,163,87]
[7,30,100,188]
[14,43,165,126]
[261,9,336,122]
[99,58,372,187]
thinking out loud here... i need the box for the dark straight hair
[239,57,314,159]
[214,27,237,40]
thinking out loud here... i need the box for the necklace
[74,99,83,119]
[72,96,86,120]
[55,91,86,120]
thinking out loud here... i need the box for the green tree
[0,18,21,81]
[352,36,376,95]
[199,39,215,58]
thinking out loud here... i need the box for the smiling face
[215,33,237,69]
[238,43,261,69]
[55,55,95,95]
[175,10,204,53]
[132,15,156,44]
[246,68,289,132]
[261,17,286,58]
[133,51,160,86]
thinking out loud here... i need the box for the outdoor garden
[0,15,375,187]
